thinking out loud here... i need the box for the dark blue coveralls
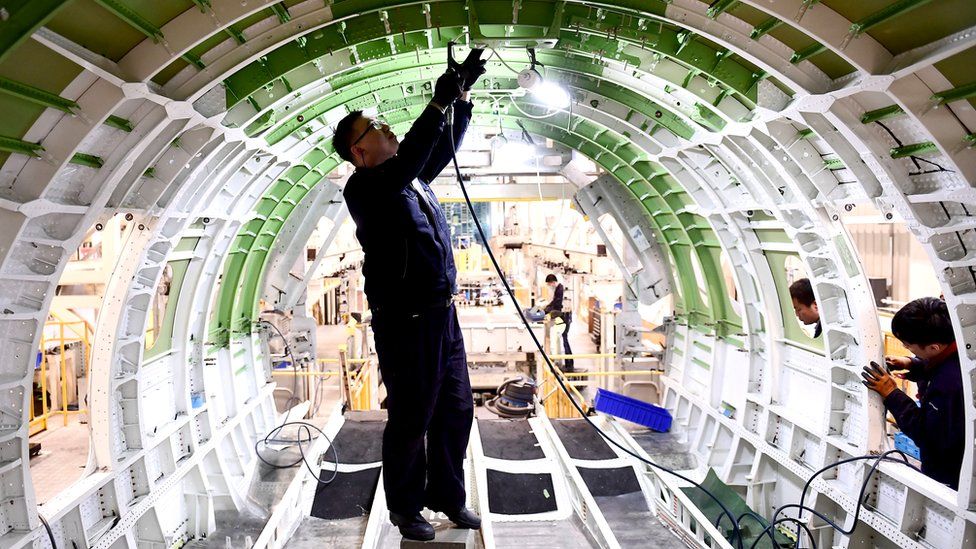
[343,101,474,516]
[883,346,965,489]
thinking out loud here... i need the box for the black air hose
[486,377,536,418]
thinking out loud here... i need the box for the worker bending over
[790,278,821,338]
[332,53,486,541]
[862,297,964,489]
[543,274,575,371]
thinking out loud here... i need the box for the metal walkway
[547,417,688,548]
[471,417,597,548]
[265,407,707,548]
[285,410,386,548]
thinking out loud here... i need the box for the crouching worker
[332,55,486,540]
[861,297,964,489]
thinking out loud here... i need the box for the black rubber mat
[330,419,385,464]
[478,419,545,460]
[310,467,381,519]
[551,419,616,460]
[577,466,643,497]
[486,470,558,515]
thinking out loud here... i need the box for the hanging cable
[749,450,920,549]
[786,450,919,547]
[252,319,340,485]
[39,512,57,549]
[446,46,922,548]
[254,319,301,422]
[445,100,927,549]
[485,46,523,76]
[444,122,747,548]
[483,47,563,119]
[508,98,562,119]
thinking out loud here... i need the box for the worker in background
[789,278,821,338]
[543,274,574,371]
[332,53,486,541]
[861,297,964,489]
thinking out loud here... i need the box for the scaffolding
[30,314,92,435]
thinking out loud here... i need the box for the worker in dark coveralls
[332,55,486,541]
[862,297,965,489]
[543,273,574,371]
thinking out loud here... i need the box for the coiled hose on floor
[485,377,537,418]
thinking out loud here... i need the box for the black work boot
[390,511,435,541]
[445,507,481,529]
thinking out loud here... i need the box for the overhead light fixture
[517,48,571,110]
[517,67,543,90]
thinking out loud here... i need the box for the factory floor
[29,413,90,505]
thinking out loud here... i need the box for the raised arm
[379,104,447,189]
[417,99,474,184]
[374,70,463,190]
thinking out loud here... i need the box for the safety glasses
[351,118,386,148]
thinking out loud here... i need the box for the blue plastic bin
[594,388,672,432]
[523,307,546,322]
[894,432,920,460]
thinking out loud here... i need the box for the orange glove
[862,361,897,399]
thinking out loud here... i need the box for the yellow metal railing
[539,364,590,419]
[282,350,664,419]
[31,315,92,435]
[338,346,374,411]
[271,348,376,412]
[538,354,663,419]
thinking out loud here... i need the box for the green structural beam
[890,142,937,158]
[823,157,844,170]
[0,76,78,113]
[225,26,247,45]
[269,2,291,24]
[92,0,164,42]
[211,149,340,346]
[790,43,826,65]
[860,104,904,124]
[181,52,206,70]
[750,17,781,40]
[104,115,134,132]
[0,135,44,157]
[145,257,191,360]
[260,57,700,146]
[216,95,742,343]
[220,3,772,115]
[706,0,739,20]
[849,0,933,37]
[255,41,738,145]
[0,0,72,64]
[930,82,976,105]
[70,152,104,168]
